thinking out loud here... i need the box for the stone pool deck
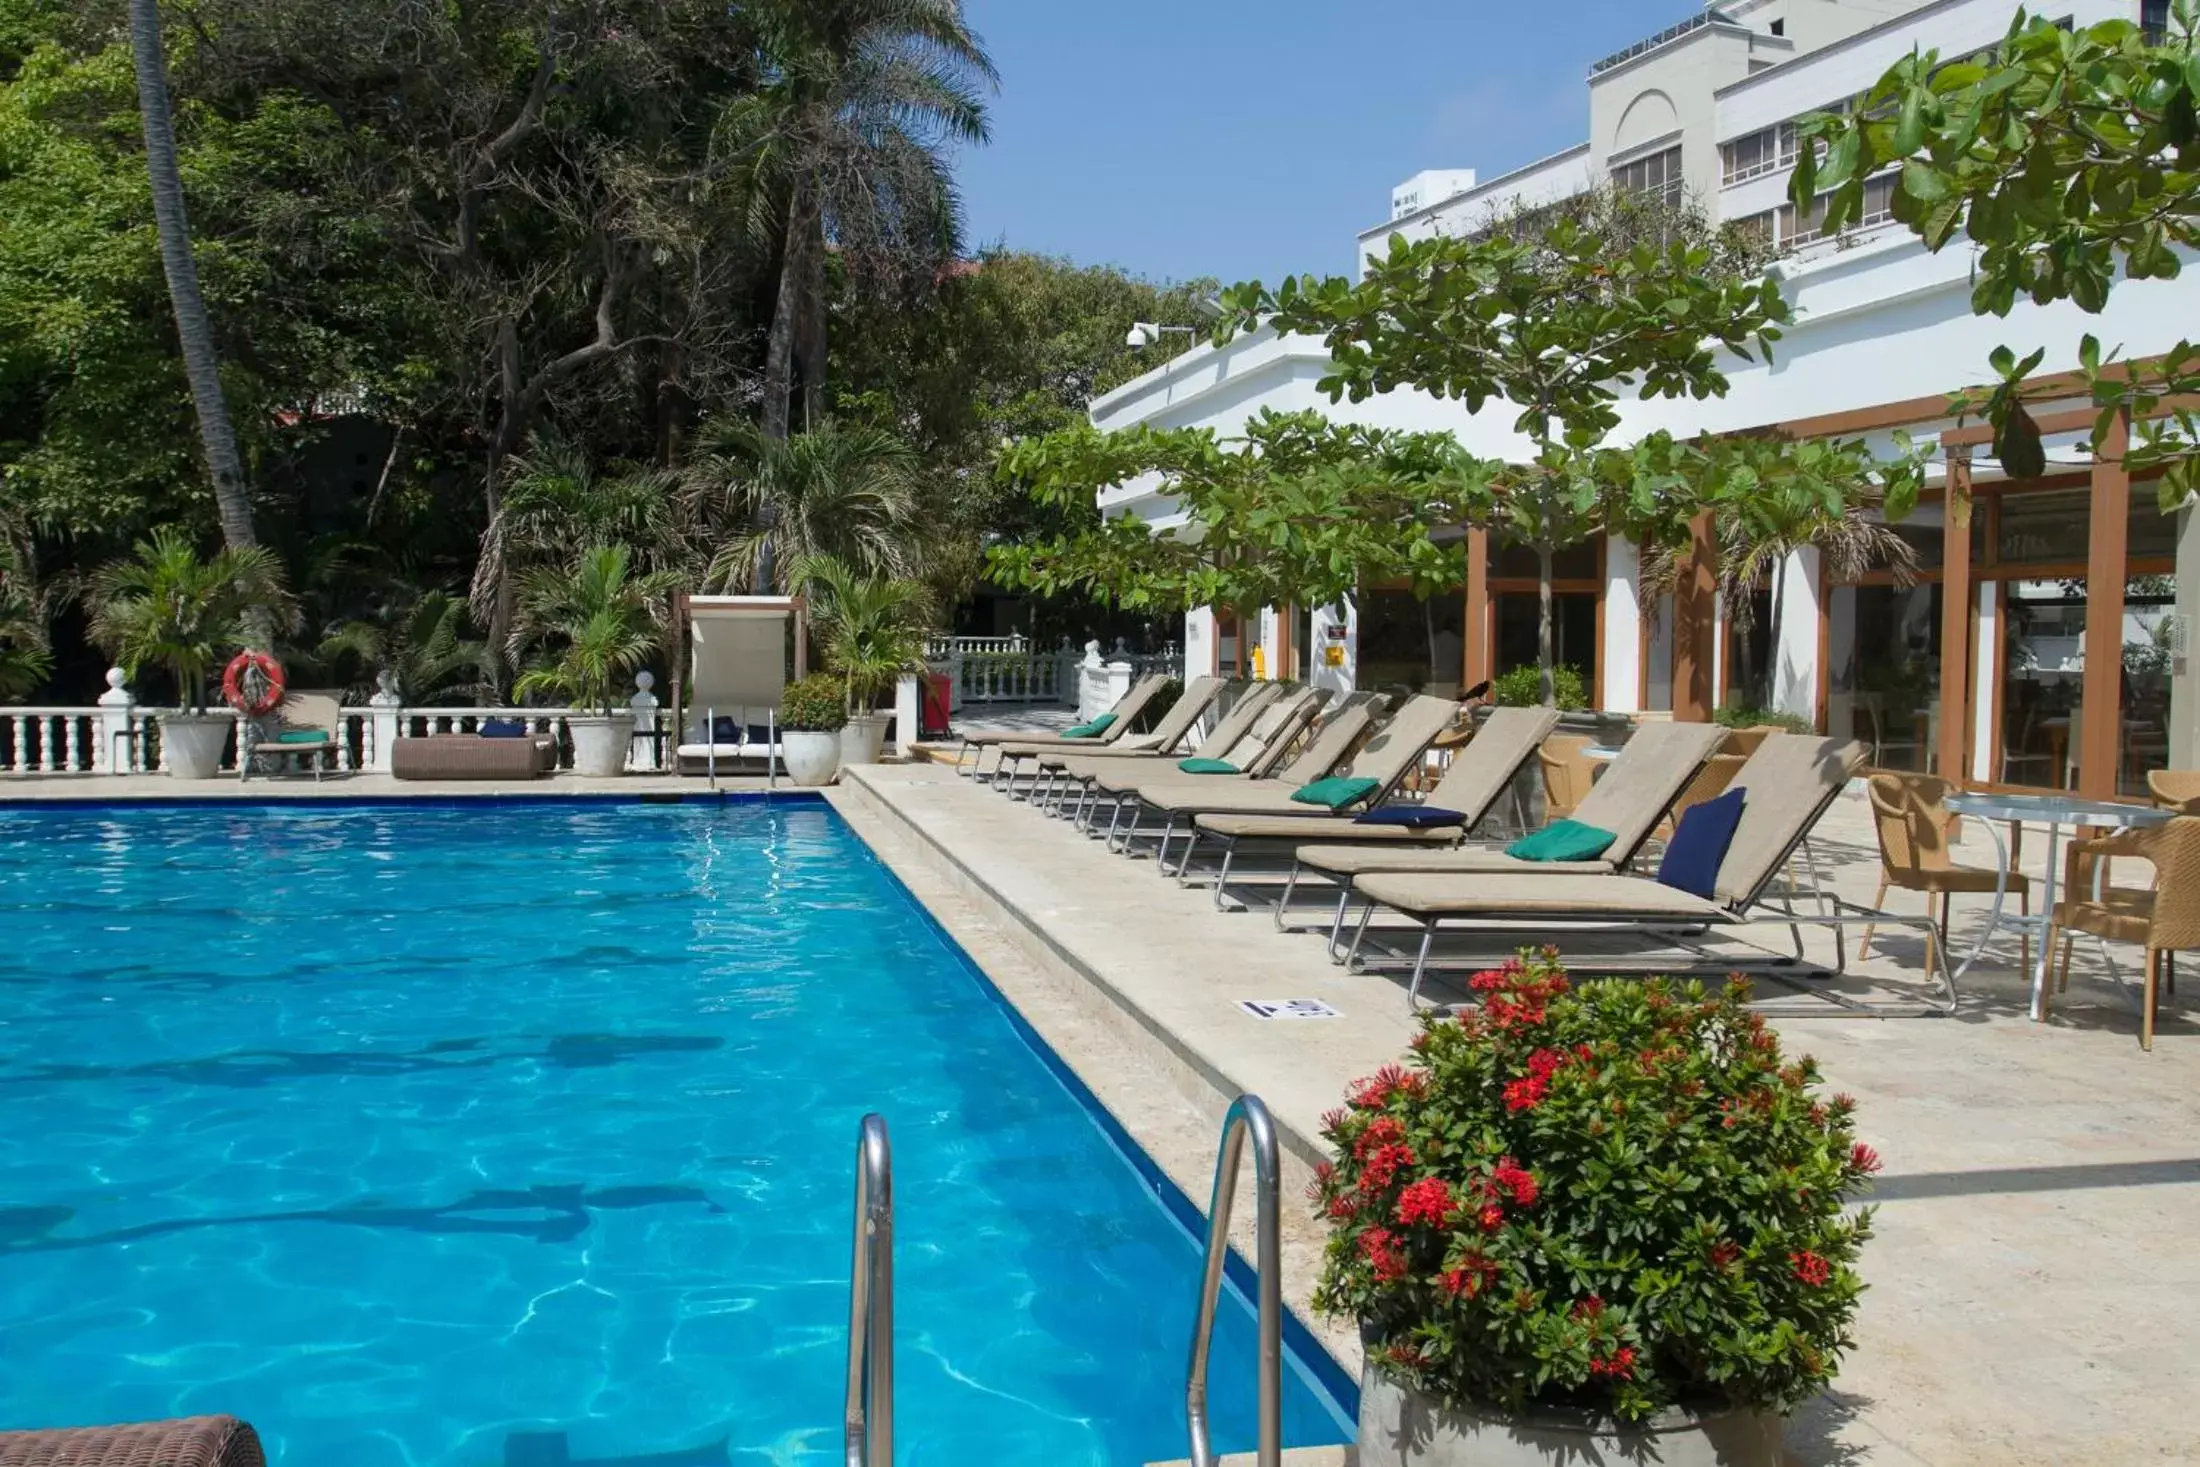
[833,760,2200,1467]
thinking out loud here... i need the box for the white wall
[1773,548,1823,722]
[1603,538,1644,712]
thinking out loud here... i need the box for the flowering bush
[1312,951,1877,1424]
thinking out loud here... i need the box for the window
[1769,17,1785,36]
[1779,171,1897,246]
[1611,144,1683,210]
[2144,0,2171,43]
[1719,122,1799,185]
[1729,210,1775,250]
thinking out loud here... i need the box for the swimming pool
[0,798,1353,1465]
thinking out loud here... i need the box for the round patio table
[1943,790,2171,1021]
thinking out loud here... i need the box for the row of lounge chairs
[960,676,1955,1016]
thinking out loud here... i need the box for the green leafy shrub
[1715,703,1812,734]
[1312,952,1877,1424]
[779,673,849,733]
[1492,664,1588,710]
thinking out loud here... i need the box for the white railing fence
[0,668,671,777]
[925,633,1028,659]
[927,637,1182,712]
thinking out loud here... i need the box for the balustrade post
[630,670,660,771]
[369,672,402,772]
[893,673,920,758]
[97,667,137,774]
[67,714,85,773]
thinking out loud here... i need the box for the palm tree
[87,528,296,711]
[728,0,997,443]
[127,0,257,556]
[318,590,492,705]
[512,545,676,714]
[681,417,924,593]
[794,553,932,711]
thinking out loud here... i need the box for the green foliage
[1715,704,1814,734]
[511,544,672,715]
[1793,4,2200,505]
[796,553,932,710]
[1313,953,1876,1423]
[316,589,489,704]
[0,543,51,699]
[1492,663,1587,711]
[777,671,849,733]
[85,526,296,710]
[682,418,925,594]
[988,409,1471,616]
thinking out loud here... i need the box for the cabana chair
[1277,719,1728,951]
[675,596,804,778]
[953,673,1170,778]
[1857,772,2030,975]
[1081,685,1333,842]
[1537,732,1599,819]
[1339,735,1952,1016]
[991,675,1228,797]
[1053,683,1299,828]
[1183,705,1564,907]
[242,689,343,781]
[1112,694,1462,872]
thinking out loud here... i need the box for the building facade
[1092,0,2200,801]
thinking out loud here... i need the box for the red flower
[1395,1177,1458,1227]
[1790,1250,1832,1287]
[1359,1142,1416,1192]
[1468,967,1512,993]
[1441,1254,1499,1298]
[1490,1159,1540,1207]
[1709,1239,1741,1269]
[1571,1295,1605,1320]
[1502,1075,1549,1112]
[1359,1227,1408,1282]
[1525,1047,1569,1081]
[1383,1340,1429,1368]
[1588,1345,1638,1380]
[1351,1063,1424,1108]
[1850,1143,1883,1175]
[1353,1116,1406,1158]
[1477,1203,1506,1232]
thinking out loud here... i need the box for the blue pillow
[710,716,740,743]
[479,718,528,739]
[1353,805,1468,829]
[747,723,775,745]
[1657,787,1746,899]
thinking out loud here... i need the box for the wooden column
[1464,527,1492,690]
[2078,411,2132,800]
[1671,511,1717,722]
[1939,454,1975,783]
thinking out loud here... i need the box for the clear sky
[954,0,1703,289]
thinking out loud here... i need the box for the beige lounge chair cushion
[1713,735,1866,907]
[1294,844,1615,878]
[1000,676,1227,761]
[1192,812,1465,842]
[1569,721,1730,855]
[1353,871,1730,921]
[1422,706,1561,821]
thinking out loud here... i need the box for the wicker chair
[1536,732,1599,820]
[0,1416,263,1467]
[1859,772,2030,972]
[2047,816,2200,1049]
[2147,769,2200,814]
[1654,751,1747,842]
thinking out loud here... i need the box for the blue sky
[954,0,1703,289]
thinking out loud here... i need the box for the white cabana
[673,594,807,774]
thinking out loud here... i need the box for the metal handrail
[1186,1094,1282,1467]
[845,1114,893,1467]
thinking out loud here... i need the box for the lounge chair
[0,1414,265,1467]
[241,689,343,781]
[1279,720,1728,949]
[1339,734,1952,1015]
[1049,682,1297,826]
[991,675,1229,794]
[391,731,557,781]
[1111,694,1463,871]
[1185,705,1567,905]
[1081,686,1327,839]
[952,673,1171,776]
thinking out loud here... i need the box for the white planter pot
[782,730,841,787]
[1357,1362,1781,1467]
[159,714,233,780]
[567,714,635,778]
[839,713,890,767]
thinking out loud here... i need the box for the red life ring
[222,651,287,717]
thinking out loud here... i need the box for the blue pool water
[0,799,1352,1466]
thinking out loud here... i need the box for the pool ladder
[840,1096,1282,1467]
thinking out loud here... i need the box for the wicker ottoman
[390,734,556,781]
[0,1415,265,1467]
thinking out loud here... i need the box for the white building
[1092,0,2199,802]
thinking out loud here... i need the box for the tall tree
[126,0,256,555]
[732,0,997,466]
[680,417,924,593]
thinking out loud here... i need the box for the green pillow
[1177,757,1240,774]
[275,730,328,745]
[1505,819,1618,863]
[1062,712,1118,739]
[1290,775,1382,809]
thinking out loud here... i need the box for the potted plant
[777,672,847,786]
[512,544,668,778]
[87,528,295,779]
[797,555,930,767]
[1314,953,1877,1467]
